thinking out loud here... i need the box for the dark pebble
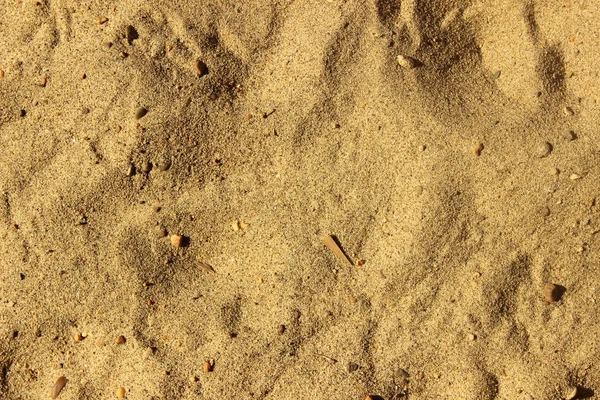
[126,25,139,44]
[135,107,148,119]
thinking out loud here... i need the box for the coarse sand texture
[1,0,600,399]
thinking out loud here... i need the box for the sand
[1,0,600,399]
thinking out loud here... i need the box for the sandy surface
[1,0,600,399]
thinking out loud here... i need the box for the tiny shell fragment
[51,376,68,399]
[198,261,215,273]
[323,235,353,266]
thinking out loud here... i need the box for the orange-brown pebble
[115,335,126,345]
[116,386,126,398]
[51,376,68,399]
[171,234,183,247]
[81,73,86,79]
[0,70,4,78]
[74,333,84,342]
[194,60,208,77]
[355,259,365,266]
[97,16,108,24]
[203,361,213,373]
[472,142,484,156]
[544,283,562,302]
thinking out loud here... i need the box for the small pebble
[74,333,84,342]
[418,144,426,151]
[549,167,560,175]
[468,333,476,341]
[81,73,86,79]
[565,130,577,141]
[347,362,359,372]
[141,161,152,173]
[563,106,574,116]
[536,141,552,158]
[538,206,550,217]
[397,54,417,69]
[0,70,4,78]
[203,361,213,373]
[171,234,184,247]
[278,324,286,334]
[51,376,68,399]
[153,226,168,238]
[115,335,126,345]
[543,283,562,302]
[570,173,581,180]
[125,25,139,44]
[355,259,365,266]
[232,220,240,231]
[156,159,171,171]
[97,16,108,24]
[116,387,126,398]
[493,70,501,79]
[564,386,578,400]
[472,142,484,156]
[135,107,148,120]
[194,60,208,77]
[126,164,135,177]
[190,376,199,383]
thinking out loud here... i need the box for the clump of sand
[1,0,600,399]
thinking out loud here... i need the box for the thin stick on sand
[323,235,353,266]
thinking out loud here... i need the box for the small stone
[397,54,417,68]
[39,76,47,87]
[565,130,577,141]
[190,376,199,383]
[570,173,581,180]
[81,73,86,79]
[468,333,476,341]
[171,234,184,247]
[347,362,359,372]
[125,25,139,44]
[355,259,365,266]
[97,16,108,24]
[493,70,501,79]
[563,106,574,116]
[418,144,426,151]
[232,220,240,231]
[536,141,552,158]
[472,142,484,156]
[157,159,171,171]
[115,335,126,345]
[278,324,286,334]
[538,206,550,217]
[564,386,578,400]
[116,387,126,398]
[203,361,213,373]
[549,167,560,175]
[153,226,167,238]
[126,164,135,177]
[0,70,4,78]
[141,161,152,173]
[74,333,84,342]
[194,60,208,77]
[135,107,148,120]
[543,283,562,302]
